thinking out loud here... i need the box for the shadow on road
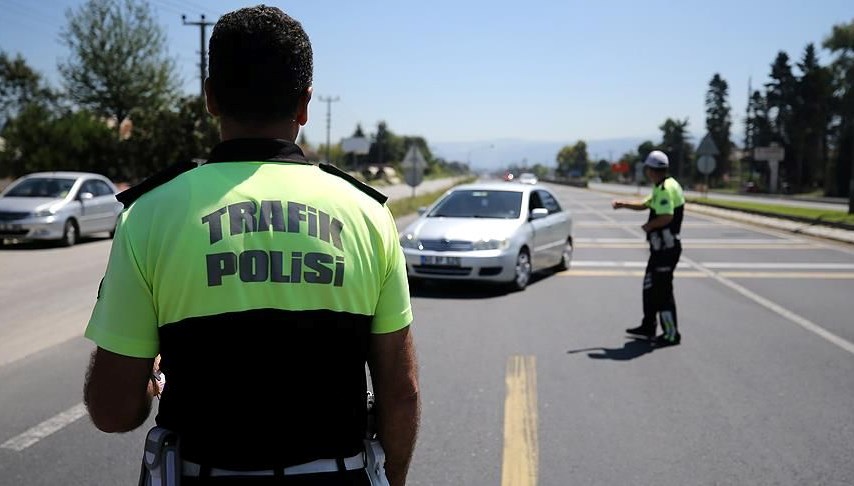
[0,235,111,251]
[567,337,656,361]
[408,273,549,299]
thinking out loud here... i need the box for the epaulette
[319,163,388,205]
[115,160,199,208]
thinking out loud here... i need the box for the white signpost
[696,134,720,197]
[754,143,785,194]
[400,145,428,197]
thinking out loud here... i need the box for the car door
[90,179,119,232]
[537,189,569,265]
[75,180,100,234]
[527,191,552,269]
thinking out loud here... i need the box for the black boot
[625,324,655,339]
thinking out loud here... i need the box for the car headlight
[472,238,510,250]
[400,233,422,249]
[33,208,56,217]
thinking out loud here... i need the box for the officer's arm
[612,199,648,210]
[368,326,420,486]
[84,347,157,433]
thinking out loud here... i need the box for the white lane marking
[571,260,854,270]
[685,258,854,355]
[572,197,854,357]
[1,403,87,452]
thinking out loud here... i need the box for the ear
[295,87,312,126]
[204,78,220,117]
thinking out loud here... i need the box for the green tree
[556,140,588,176]
[368,121,405,166]
[0,51,55,128]
[659,118,693,180]
[0,104,116,177]
[823,19,854,208]
[705,73,732,181]
[791,44,833,191]
[59,0,178,131]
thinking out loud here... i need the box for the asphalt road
[1,183,853,485]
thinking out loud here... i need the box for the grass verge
[688,197,854,228]
[388,176,477,218]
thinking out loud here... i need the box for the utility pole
[318,95,340,164]
[182,14,215,98]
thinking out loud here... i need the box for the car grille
[0,211,29,221]
[413,265,472,276]
[419,239,473,251]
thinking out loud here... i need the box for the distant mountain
[429,136,661,172]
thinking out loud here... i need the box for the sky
[1,0,853,167]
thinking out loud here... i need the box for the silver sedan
[400,182,573,290]
[0,172,123,247]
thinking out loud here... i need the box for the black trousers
[640,246,681,337]
[180,469,371,485]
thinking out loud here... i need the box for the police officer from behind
[83,6,419,485]
[611,150,685,346]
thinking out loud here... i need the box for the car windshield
[5,177,76,198]
[428,190,522,219]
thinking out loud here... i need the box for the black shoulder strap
[115,160,198,208]
[318,163,388,205]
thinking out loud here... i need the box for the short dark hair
[208,5,313,122]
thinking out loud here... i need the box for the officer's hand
[611,200,621,210]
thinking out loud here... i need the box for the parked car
[399,182,573,290]
[0,172,123,246]
[517,172,538,185]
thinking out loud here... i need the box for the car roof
[447,181,545,193]
[19,172,110,180]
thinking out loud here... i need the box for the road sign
[696,134,720,156]
[753,145,785,162]
[401,145,427,188]
[341,136,370,155]
[753,143,785,193]
[697,155,716,175]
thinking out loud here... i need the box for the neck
[219,117,300,142]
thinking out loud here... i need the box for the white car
[517,172,538,184]
[400,182,573,290]
[0,172,124,246]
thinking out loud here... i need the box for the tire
[509,248,532,291]
[61,219,78,247]
[554,238,573,271]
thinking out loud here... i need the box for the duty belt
[181,452,365,477]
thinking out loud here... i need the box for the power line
[318,95,340,164]
[181,13,214,99]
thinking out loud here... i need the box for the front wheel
[61,220,78,247]
[509,249,532,291]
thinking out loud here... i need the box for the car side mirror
[79,192,94,201]
[417,207,427,216]
[529,208,549,220]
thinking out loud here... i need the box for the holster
[138,426,181,486]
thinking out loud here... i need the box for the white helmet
[643,150,669,169]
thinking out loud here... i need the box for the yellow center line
[501,355,538,486]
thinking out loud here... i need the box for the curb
[686,203,854,246]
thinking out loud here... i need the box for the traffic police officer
[612,150,685,346]
[82,6,420,485]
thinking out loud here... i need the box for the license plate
[0,223,21,231]
[420,255,461,266]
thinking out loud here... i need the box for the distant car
[399,182,573,290]
[518,172,538,185]
[502,172,515,182]
[0,172,123,246]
